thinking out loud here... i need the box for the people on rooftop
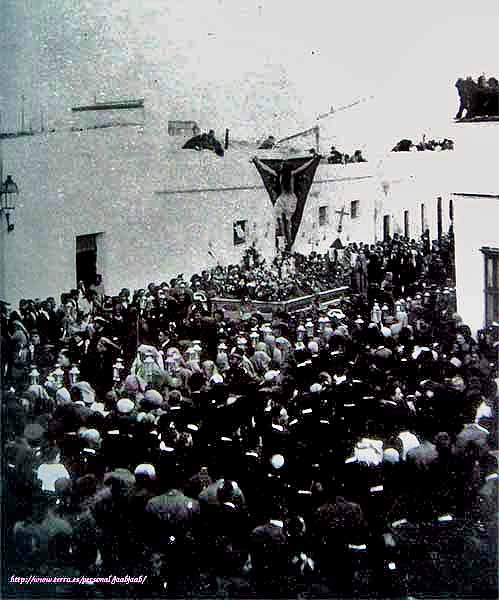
[258,135,276,150]
[327,146,367,164]
[392,137,454,152]
[455,74,499,120]
[183,129,225,156]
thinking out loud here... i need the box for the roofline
[454,117,499,124]
[155,175,372,195]
[72,99,144,112]
[452,193,499,199]
[481,246,499,255]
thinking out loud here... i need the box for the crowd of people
[391,137,455,152]
[455,75,499,120]
[182,129,225,157]
[327,146,367,164]
[191,246,348,303]
[1,230,498,598]
[345,231,455,298]
[256,138,369,164]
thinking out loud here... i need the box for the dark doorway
[383,215,391,241]
[404,210,410,239]
[76,234,98,288]
[449,198,454,223]
[437,197,443,240]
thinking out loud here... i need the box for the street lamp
[29,366,40,385]
[53,365,65,388]
[69,364,80,386]
[0,175,18,232]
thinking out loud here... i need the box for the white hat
[143,389,163,407]
[117,398,135,414]
[56,387,71,404]
[72,381,96,405]
[310,383,323,394]
[271,454,285,469]
[329,309,346,319]
[264,370,280,382]
[383,448,400,464]
[90,402,108,415]
[81,428,101,446]
[134,463,156,478]
[307,341,319,354]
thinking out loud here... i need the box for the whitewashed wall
[453,194,499,335]
[379,151,455,243]
[293,169,378,253]
[1,124,462,308]
[447,122,499,335]
[0,128,379,306]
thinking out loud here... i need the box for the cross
[335,204,350,233]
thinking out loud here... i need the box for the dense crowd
[188,246,348,303]
[327,146,367,164]
[391,138,454,152]
[455,75,499,120]
[1,231,498,598]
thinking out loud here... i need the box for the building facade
[451,122,499,335]
[0,124,373,306]
[0,118,454,308]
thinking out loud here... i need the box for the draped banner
[253,155,321,250]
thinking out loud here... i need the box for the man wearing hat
[145,474,201,590]
[12,492,74,577]
[0,299,11,381]
[80,337,117,397]
[250,508,290,595]
[93,468,138,572]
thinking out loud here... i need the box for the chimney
[225,128,229,150]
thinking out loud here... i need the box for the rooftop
[71,98,145,112]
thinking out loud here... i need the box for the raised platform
[211,286,350,321]
[455,116,499,123]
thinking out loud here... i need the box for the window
[482,247,499,326]
[318,206,328,226]
[421,203,426,233]
[76,233,100,288]
[383,215,391,241]
[437,197,443,240]
[404,210,410,238]
[350,200,359,219]
[233,220,247,246]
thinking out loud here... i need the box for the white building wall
[379,151,454,243]
[293,170,378,254]
[1,127,381,306]
[453,194,499,335]
[1,123,463,308]
[447,121,499,336]
[2,127,155,304]
[0,128,277,305]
